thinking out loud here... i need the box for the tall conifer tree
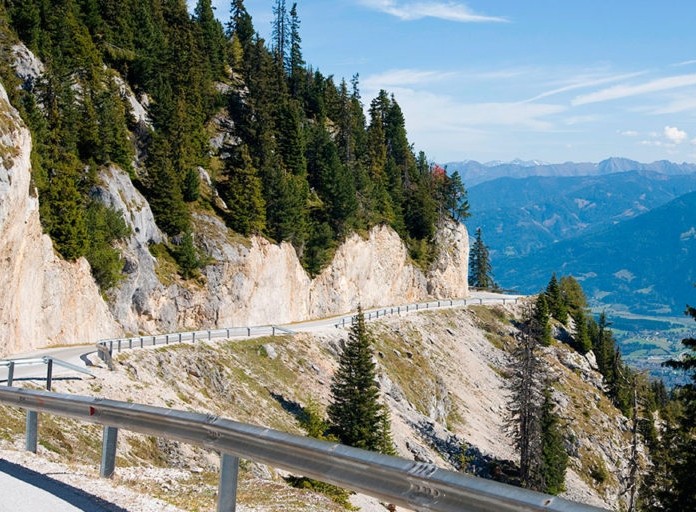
[507,303,545,491]
[470,228,494,289]
[328,308,394,454]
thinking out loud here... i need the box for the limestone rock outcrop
[1,70,470,351]
[0,83,120,356]
[106,212,469,333]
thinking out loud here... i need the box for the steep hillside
[0,79,120,354]
[0,79,469,355]
[0,305,636,510]
[0,2,473,354]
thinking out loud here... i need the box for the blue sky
[206,1,696,164]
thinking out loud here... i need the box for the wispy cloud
[572,74,696,106]
[647,95,696,114]
[361,83,565,131]
[358,0,508,23]
[362,68,456,88]
[672,59,696,67]
[523,71,647,103]
[618,130,639,137]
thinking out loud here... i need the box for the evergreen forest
[0,0,468,286]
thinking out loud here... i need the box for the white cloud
[524,71,646,103]
[648,95,696,115]
[619,130,639,137]
[362,68,455,88]
[664,126,688,144]
[672,59,696,67]
[358,0,507,23]
[361,82,565,132]
[572,74,696,106]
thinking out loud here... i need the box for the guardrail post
[166,334,169,345]
[208,330,212,341]
[140,337,144,348]
[25,411,38,453]
[100,426,119,478]
[479,299,483,305]
[226,329,230,338]
[46,359,53,391]
[118,339,122,352]
[217,453,240,512]
[152,336,156,346]
[192,332,196,343]
[247,327,251,336]
[7,361,14,386]
[272,327,276,336]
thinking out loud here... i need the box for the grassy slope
[0,304,634,510]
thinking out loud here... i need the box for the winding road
[0,291,522,386]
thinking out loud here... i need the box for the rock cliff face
[98,190,469,333]
[0,84,120,356]
[0,75,469,351]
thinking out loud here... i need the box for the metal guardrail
[95,297,521,367]
[0,386,603,512]
[96,324,296,369]
[0,357,93,389]
[334,297,520,328]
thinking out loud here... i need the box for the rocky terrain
[0,303,635,510]
[0,74,469,356]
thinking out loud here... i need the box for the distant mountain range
[492,191,696,316]
[468,170,696,259]
[446,157,696,187]
[463,164,696,316]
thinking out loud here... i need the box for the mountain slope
[497,191,696,314]
[0,305,634,510]
[467,170,696,259]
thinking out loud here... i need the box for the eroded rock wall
[1,70,470,352]
[0,83,120,356]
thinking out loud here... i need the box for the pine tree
[470,228,494,289]
[271,0,289,68]
[442,170,470,222]
[545,273,567,323]
[650,301,696,511]
[175,230,200,279]
[507,303,545,491]
[559,275,586,317]
[533,294,552,347]
[540,389,568,495]
[227,0,254,52]
[572,309,592,354]
[286,2,304,96]
[327,307,394,454]
[194,0,227,79]
[218,145,266,236]
[146,135,191,236]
